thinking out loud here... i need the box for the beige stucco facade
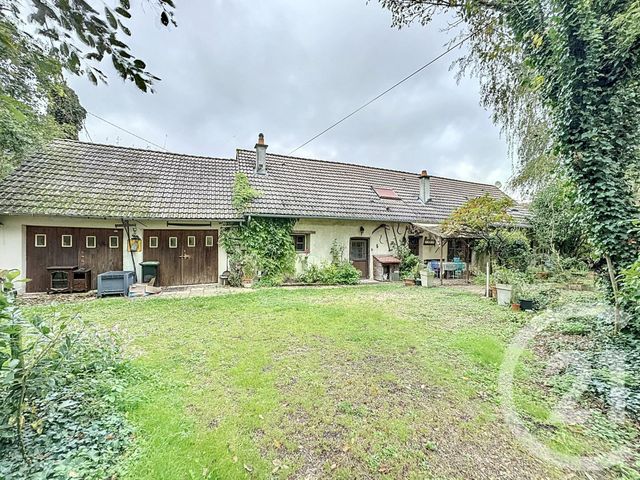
[290,218,448,276]
[0,215,453,292]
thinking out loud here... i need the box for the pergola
[411,223,477,285]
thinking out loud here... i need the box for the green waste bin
[139,261,160,284]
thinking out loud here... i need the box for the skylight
[373,187,401,200]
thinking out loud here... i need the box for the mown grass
[27,285,637,479]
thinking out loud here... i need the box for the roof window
[373,187,400,200]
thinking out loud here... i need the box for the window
[372,187,400,200]
[34,234,46,248]
[408,236,420,257]
[187,236,196,248]
[349,239,368,261]
[169,236,178,248]
[149,236,159,249]
[86,236,97,249]
[61,234,73,248]
[109,236,119,249]
[292,234,309,253]
[205,235,214,247]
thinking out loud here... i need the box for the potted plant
[241,254,257,288]
[516,283,535,311]
[402,272,415,286]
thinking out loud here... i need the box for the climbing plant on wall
[221,217,297,287]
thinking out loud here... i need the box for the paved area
[18,279,485,305]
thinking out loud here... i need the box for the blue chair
[429,260,441,278]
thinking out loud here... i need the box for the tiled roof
[236,149,525,223]
[0,139,239,219]
[0,139,527,224]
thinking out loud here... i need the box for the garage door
[143,230,218,286]
[26,226,124,292]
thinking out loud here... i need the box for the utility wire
[289,32,475,155]
[86,111,168,151]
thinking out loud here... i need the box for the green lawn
[35,285,634,479]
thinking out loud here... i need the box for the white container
[496,284,512,306]
[420,270,435,288]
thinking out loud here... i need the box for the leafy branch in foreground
[0,0,177,91]
[0,270,135,479]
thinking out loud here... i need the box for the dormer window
[373,187,400,200]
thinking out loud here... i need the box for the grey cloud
[69,0,511,194]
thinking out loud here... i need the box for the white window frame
[187,235,196,248]
[205,235,214,247]
[149,236,159,249]
[34,234,47,248]
[169,236,178,249]
[86,235,97,249]
[109,236,119,249]
[61,234,73,248]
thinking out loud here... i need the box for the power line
[86,111,168,151]
[289,32,475,155]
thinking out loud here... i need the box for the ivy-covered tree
[380,0,640,317]
[0,0,176,92]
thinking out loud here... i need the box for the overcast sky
[69,0,513,192]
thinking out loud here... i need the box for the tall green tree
[380,0,640,316]
[0,20,85,177]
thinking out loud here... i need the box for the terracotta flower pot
[490,286,497,299]
[511,303,521,312]
[403,278,415,286]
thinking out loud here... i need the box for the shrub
[621,258,640,329]
[0,271,134,479]
[299,261,360,285]
[394,242,420,279]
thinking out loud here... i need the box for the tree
[0,0,176,92]
[442,193,515,240]
[442,193,522,269]
[529,178,590,267]
[380,0,640,316]
[0,20,85,177]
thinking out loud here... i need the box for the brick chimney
[419,170,431,203]
[255,133,268,174]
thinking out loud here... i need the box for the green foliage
[0,20,85,177]
[1,0,176,91]
[221,217,297,286]
[298,261,361,285]
[442,193,515,238]
[393,242,420,279]
[0,271,134,478]
[477,229,532,272]
[621,258,640,325]
[231,173,261,213]
[530,178,590,263]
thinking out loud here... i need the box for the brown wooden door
[26,226,123,292]
[143,230,218,286]
[349,238,369,279]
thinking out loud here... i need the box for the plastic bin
[97,271,135,298]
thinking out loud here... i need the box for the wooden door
[349,238,369,279]
[143,230,218,286]
[26,226,123,292]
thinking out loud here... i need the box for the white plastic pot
[420,270,435,288]
[495,284,512,306]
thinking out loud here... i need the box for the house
[0,135,525,292]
